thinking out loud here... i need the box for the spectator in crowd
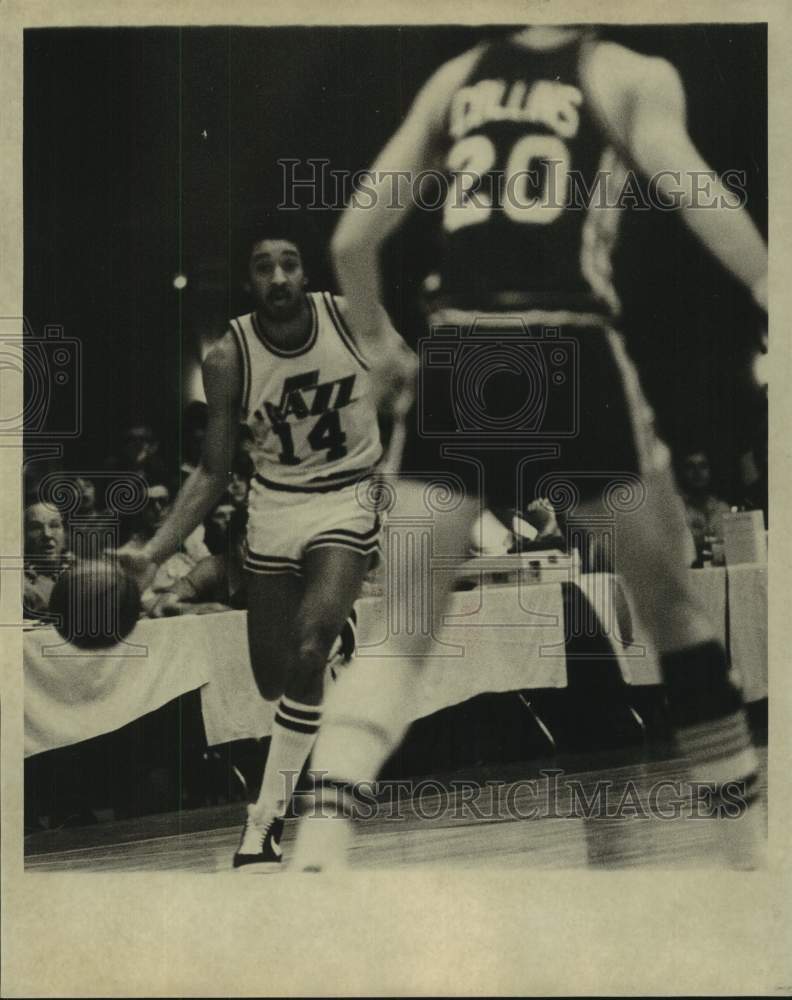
[23,502,74,617]
[73,475,103,521]
[60,474,110,555]
[68,475,107,548]
[511,498,566,553]
[739,407,768,527]
[122,481,171,547]
[149,502,248,617]
[205,498,237,539]
[468,500,566,557]
[105,423,169,485]
[23,455,65,508]
[678,450,730,564]
[179,401,209,484]
[228,449,253,509]
[740,442,768,527]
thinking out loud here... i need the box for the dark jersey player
[293,26,768,870]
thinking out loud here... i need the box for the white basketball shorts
[244,476,381,577]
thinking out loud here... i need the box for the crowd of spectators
[23,402,255,623]
[22,395,769,622]
[676,444,768,567]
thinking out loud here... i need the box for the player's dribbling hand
[106,543,158,594]
[149,591,182,618]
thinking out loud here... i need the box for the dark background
[24,24,767,497]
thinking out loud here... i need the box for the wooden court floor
[24,749,768,873]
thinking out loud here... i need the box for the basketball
[49,559,142,649]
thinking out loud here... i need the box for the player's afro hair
[236,213,320,278]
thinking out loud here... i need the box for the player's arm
[145,337,241,564]
[149,554,227,617]
[331,47,483,350]
[335,295,417,414]
[334,296,411,364]
[114,335,241,580]
[588,44,767,309]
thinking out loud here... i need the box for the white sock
[314,655,420,779]
[292,657,419,869]
[253,696,322,825]
[678,711,765,869]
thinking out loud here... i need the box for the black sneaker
[328,611,357,682]
[232,807,284,872]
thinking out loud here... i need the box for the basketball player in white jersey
[293,26,768,869]
[116,220,409,869]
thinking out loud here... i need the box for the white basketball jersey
[229,292,382,490]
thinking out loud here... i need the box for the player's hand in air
[332,296,417,415]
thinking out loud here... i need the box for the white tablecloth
[23,566,767,757]
[200,580,573,747]
[23,615,214,757]
[727,563,768,703]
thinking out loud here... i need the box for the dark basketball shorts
[399,308,670,514]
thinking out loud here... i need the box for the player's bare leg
[288,545,372,705]
[292,481,481,870]
[245,571,303,702]
[235,548,370,870]
[234,570,301,869]
[579,459,764,868]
